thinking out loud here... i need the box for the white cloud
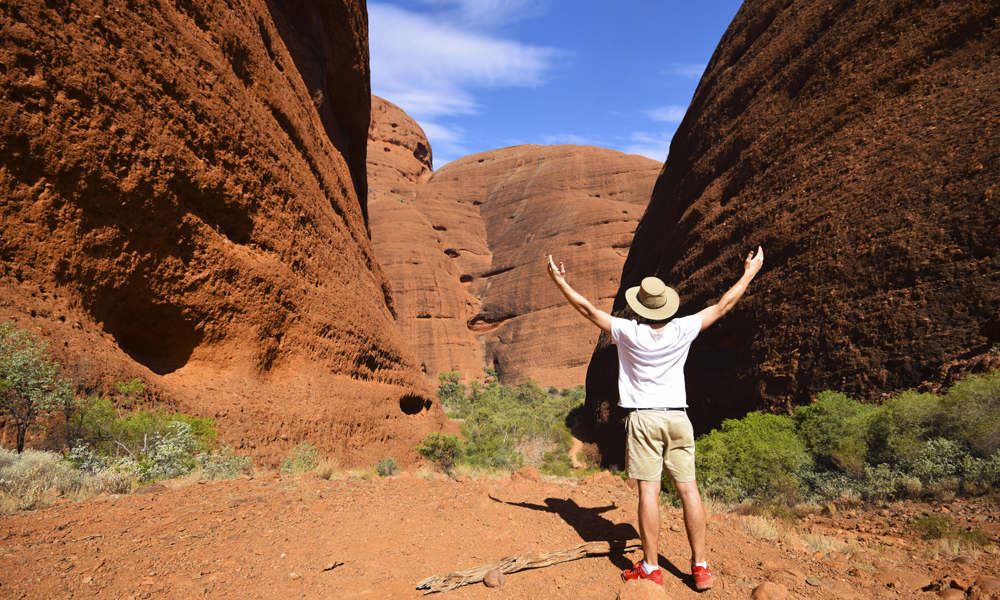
[664,63,707,78]
[540,133,598,146]
[369,3,564,168]
[369,4,563,120]
[621,131,675,162]
[646,105,688,123]
[417,0,550,28]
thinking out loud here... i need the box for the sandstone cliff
[0,0,449,464]
[368,97,662,388]
[587,0,1000,465]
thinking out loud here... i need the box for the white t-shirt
[610,315,702,409]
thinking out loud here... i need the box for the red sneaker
[622,561,663,585]
[692,565,715,591]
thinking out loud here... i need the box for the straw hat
[625,277,679,321]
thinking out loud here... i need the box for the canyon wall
[0,0,450,464]
[586,0,1000,466]
[368,97,662,388]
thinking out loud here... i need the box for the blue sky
[368,0,745,168]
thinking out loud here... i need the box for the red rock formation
[368,98,662,387]
[0,0,449,464]
[587,0,1000,465]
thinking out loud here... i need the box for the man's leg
[636,479,662,566]
[673,480,706,564]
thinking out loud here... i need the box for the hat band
[640,292,666,309]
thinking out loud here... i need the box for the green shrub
[0,321,74,452]
[910,438,963,484]
[942,370,1000,458]
[70,396,216,460]
[864,390,948,467]
[696,412,812,502]
[795,391,874,477]
[434,373,584,473]
[196,446,252,480]
[416,433,462,474]
[280,442,320,474]
[375,456,400,477]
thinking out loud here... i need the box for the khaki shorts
[626,409,696,482]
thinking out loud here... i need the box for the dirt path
[1,469,998,599]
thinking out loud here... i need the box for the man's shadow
[492,496,632,569]
[491,496,683,579]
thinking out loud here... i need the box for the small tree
[0,322,73,452]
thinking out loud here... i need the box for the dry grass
[0,449,118,512]
[741,515,780,540]
[451,464,512,480]
[314,458,342,480]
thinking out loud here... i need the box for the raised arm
[695,246,764,331]
[547,255,613,333]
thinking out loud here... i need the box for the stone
[939,589,966,600]
[511,466,541,483]
[0,0,448,468]
[367,97,662,388]
[751,581,787,600]
[483,570,505,588]
[585,0,1000,463]
[617,579,670,600]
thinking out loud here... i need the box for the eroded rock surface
[0,0,448,464]
[587,0,1000,465]
[368,97,662,387]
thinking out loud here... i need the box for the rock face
[368,98,662,388]
[0,0,449,464]
[587,0,1000,465]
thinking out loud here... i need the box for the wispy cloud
[417,0,551,28]
[369,2,565,164]
[540,133,599,146]
[645,105,688,123]
[664,63,707,78]
[621,131,675,162]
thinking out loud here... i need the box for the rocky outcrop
[368,98,662,387]
[587,0,1000,465]
[0,0,449,464]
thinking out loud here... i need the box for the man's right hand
[744,246,764,277]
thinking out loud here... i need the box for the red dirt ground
[2,469,998,600]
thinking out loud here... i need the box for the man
[546,247,763,591]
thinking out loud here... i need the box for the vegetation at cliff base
[686,370,1000,510]
[422,370,587,476]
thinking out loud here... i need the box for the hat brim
[625,285,679,320]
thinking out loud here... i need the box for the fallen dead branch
[416,539,641,594]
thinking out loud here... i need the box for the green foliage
[416,433,462,474]
[196,446,252,480]
[375,456,400,477]
[794,391,874,477]
[912,514,992,548]
[280,442,320,474]
[864,390,949,467]
[0,321,74,452]
[70,395,216,462]
[942,370,1000,458]
[695,412,812,502]
[435,372,585,473]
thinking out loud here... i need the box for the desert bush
[696,412,812,502]
[942,370,1000,458]
[280,442,320,474]
[71,395,216,460]
[0,448,88,510]
[375,456,400,477]
[864,390,949,467]
[416,433,462,474]
[436,373,584,473]
[0,321,74,452]
[195,446,253,480]
[794,391,874,477]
